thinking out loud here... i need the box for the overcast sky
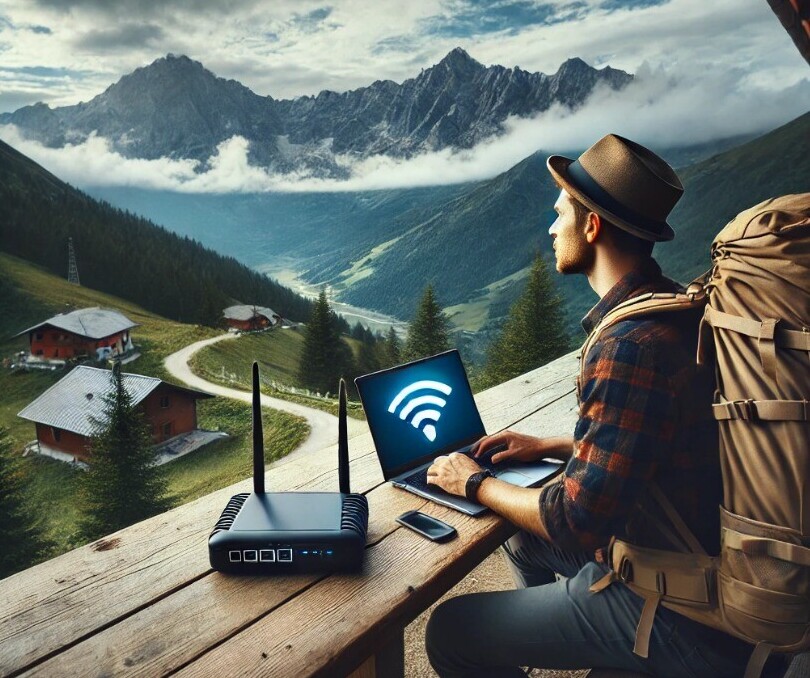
[0,0,807,191]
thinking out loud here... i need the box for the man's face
[549,189,594,275]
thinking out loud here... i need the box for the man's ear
[584,211,602,244]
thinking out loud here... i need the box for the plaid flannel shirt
[538,258,721,558]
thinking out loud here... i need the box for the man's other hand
[471,431,574,464]
[427,452,482,497]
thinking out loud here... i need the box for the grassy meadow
[0,252,308,559]
[189,328,367,420]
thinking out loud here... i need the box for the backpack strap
[713,396,809,422]
[579,286,707,385]
[702,305,810,387]
[648,483,706,556]
[745,643,774,678]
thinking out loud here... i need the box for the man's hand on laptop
[471,432,573,464]
[426,452,482,497]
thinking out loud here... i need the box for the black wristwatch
[465,469,494,502]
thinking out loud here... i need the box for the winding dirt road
[163,333,369,466]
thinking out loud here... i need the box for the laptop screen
[355,349,486,480]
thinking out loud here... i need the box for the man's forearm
[476,478,552,541]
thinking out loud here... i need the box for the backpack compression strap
[578,286,707,387]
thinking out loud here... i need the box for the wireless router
[208,364,368,573]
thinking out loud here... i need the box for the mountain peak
[438,47,483,72]
[555,57,591,74]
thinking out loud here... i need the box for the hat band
[568,161,666,236]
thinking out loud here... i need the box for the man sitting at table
[423,134,753,677]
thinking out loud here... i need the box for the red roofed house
[18,366,214,463]
[13,307,137,361]
[223,305,281,332]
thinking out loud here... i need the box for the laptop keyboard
[402,446,500,492]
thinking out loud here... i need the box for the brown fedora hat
[547,134,683,242]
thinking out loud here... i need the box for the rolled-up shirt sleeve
[539,336,676,552]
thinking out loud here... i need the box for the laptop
[355,349,563,515]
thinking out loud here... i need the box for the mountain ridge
[0,49,632,176]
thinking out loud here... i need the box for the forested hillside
[0,140,315,327]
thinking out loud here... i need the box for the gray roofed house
[13,307,139,362]
[18,366,163,437]
[223,305,281,331]
[14,307,137,340]
[223,305,280,322]
[18,366,215,463]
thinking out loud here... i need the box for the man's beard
[554,231,594,275]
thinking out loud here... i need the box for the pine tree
[381,326,402,368]
[356,335,382,377]
[482,253,569,387]
[0,427,51,579]
[78,364,173,541]
[297,289,355,394]
[403,284,451,362]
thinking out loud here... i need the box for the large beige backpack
[584,194,810,678]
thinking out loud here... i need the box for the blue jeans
[425,530,753,677]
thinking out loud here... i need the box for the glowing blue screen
[356,351,485,477]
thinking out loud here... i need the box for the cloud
[2,56,807,195]
[75,22,165,50]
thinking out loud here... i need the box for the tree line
[0,141,316,326]
[296,251,569,397]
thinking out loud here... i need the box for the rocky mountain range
[0,49,631,177]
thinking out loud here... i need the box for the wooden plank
[1,352,579,676]
[174,502,516,678]
[18,487,430,678]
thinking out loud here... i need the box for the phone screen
[398,511,455,540]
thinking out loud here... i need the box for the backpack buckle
[619,557,634,583]
[655,571,667,595]
[733,399,756,420]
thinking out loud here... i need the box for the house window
[162,422,172,438]
[52,427,61,442]
[159,395,170,408]
[35,332,43,340]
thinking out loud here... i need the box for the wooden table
[0,351,579,678]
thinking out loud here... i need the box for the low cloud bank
[2,64,808,193]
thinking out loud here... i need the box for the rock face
[0,49,632,176]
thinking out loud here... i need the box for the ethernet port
[229,551,242,562]
[259,549,275,562]
[277,548,293,562]
[243,550,258,562]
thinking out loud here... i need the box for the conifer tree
[78,364,173,541]
[297,289,354,394]
[356,335,382,377]
[381,326,402,368]
[403,284,451,362]
[482,253,569,387]
[0,427,51,579]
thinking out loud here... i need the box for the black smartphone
[396,510,457,542]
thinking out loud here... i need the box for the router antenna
[338,379,350,494]
[252,362,265,494]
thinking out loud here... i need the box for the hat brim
[547,155,675,242]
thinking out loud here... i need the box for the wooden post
[346,628,404,678]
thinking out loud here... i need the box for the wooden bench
[0,351,580,677]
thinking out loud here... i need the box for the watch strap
[465,469,494,503]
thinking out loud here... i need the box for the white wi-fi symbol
[388,380,453,442]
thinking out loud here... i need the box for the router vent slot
[341,494,369,538]
[210,492,250,537]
